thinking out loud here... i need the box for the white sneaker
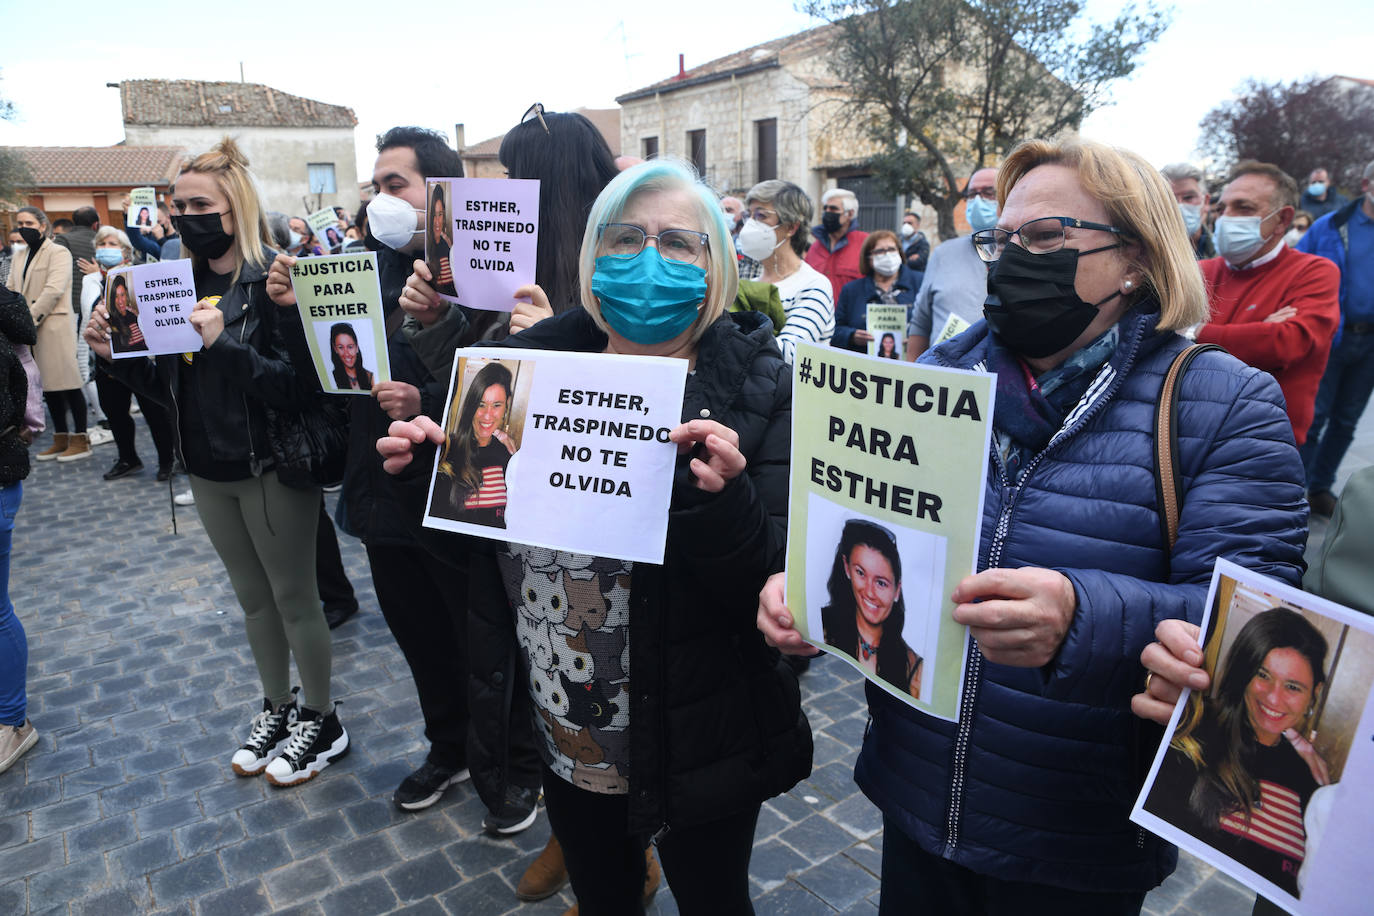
[174,490,195,506]
[87,428,114,447]
[0,720,38,775]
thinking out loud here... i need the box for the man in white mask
[904,167,999,360]
[1160,163,1216,260]
[900,211,930,273]
[1189,160,1340,450]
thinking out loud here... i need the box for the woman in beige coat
[8,207,89,462]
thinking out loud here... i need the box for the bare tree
[804,0,1170,239]
[0,75,32,206]
[1198,76,1374,194]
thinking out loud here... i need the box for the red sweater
[1198,245,1340,446]
[805,228,868,302]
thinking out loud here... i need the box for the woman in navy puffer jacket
[760,139,1307,914]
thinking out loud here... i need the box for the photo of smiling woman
[105,274,147,354]
[426,182,456,298]
[328,322,372,391]
[431,359,526,528]
[821,518,924,698]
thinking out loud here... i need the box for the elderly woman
[736,179,834,364]
[832,229,924,353]
[760,138,1307,912]
[381,158,812,914]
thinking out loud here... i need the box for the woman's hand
[1283,729,1331,786]
[401,260,448,327]
[82,308,112,362]
[377,416,445,474]
[510,283,554,334]
[951,567,1077,668]
[757,572,820,656]
[373,381,422,421]
[188,298,225,348]
[668,419,745,493]
[76,257,100,276]
[265,253,298,307]
[493,428,518,455]
[1131,619,1210,726]
[851,329,874,345]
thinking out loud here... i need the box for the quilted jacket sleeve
[203,291,318,412]
[1045,361,1308,704]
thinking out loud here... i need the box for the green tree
[804,0,1170,239]
[0,77,32,206]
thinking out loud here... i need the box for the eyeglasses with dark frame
[972,216,1127,263]
[521,102,550,136]
[964,187,998,201]
[597,223,711,265]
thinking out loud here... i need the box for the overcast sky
[2,0,1369,188]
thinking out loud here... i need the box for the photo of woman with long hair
[328,322,372,391]
[821,519,923,698]
[1145,607,1332,897]
[433,361,519,528]
[105,274,147,354]
[877,332,899,359]
[134,206,153,228]
[427,183,456,297]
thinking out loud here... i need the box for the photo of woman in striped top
[434,360,519,528]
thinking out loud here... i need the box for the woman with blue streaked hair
[380,157,811,913]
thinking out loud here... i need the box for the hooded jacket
[855,304,1307,892]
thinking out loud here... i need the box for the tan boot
[57,433,93,462]
[516,834,568,901]
[554,847,658,915]
[35,433,67,461]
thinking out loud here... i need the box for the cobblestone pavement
[4,407,1371,915]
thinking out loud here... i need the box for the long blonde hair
[173,137,274,282]
[998,139,1209,331]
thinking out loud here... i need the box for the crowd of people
[0,98,1371,915]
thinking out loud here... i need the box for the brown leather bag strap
[1154,343,1225,552]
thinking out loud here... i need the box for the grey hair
[93,225,134,256]
[264,211,292,250]
[1363,160,1374,182]
[820,187,859,215]
[745,179,814,257]
[1160,163,1207,195]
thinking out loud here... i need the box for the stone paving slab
[5,407,1370,914]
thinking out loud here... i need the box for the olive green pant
[190,471,331,711]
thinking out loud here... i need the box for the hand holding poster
[866,304,906,360]
[426,177,540,310]
[423,348,687,563]
[105,261,203,359]
[784,342,994,720]
[288,252,390,394]
[126,187,157,229]
[307,208,345,253]
[1132,558,1374,915]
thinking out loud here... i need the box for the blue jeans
[1301,331,1374,493]
[0,481,25,726]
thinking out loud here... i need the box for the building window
[642,136,659,160]
[307,163,337,194]
[755,119,777,182]
[687,130,707,176]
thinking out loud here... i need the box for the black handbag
[266,393,349,489]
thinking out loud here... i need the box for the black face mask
[16,227,43,250]
[983,242,1122,359]
[173,212,235,260]
[821,211,843,234]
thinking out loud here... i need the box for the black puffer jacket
[0,286,37,484]
[464,308,813,835]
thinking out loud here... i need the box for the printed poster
[126,187,157,229]
[1132,559,1374,915]
[105,261,203,359]
[866,304,906,360]
[784,342,994,720]
[426,177,540,310]
[288,252,390,394]
[423,348,687,564]
[307,208,345,253]
[934,312,972,346]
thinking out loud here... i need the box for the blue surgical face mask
[590,248,708,345]
[94,248,124,268]
[966,196,998,233]
[1307,182,1327,197]
[1179,203,1202,236]
[1214,209,1280,264]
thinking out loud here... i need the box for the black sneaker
[393,760,471,811]
[103,459,144,481]
[482,784,540,835]
[323,603,359,630]
[231,693,298,776]
[156,463,174,482]
[265,705,349,787]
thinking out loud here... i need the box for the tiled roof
[617,23,837,102]
[462,107,622,159]
[3,146,185,187]
[119,80,356,129]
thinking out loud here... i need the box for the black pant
[542,766,760,916]
[94,370,174,467]
[315,498,355,613]
[43,389,87,435]
[878,816,1147,915]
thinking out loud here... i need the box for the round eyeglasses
[597,223,710,265]
[972,216,1126,262]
